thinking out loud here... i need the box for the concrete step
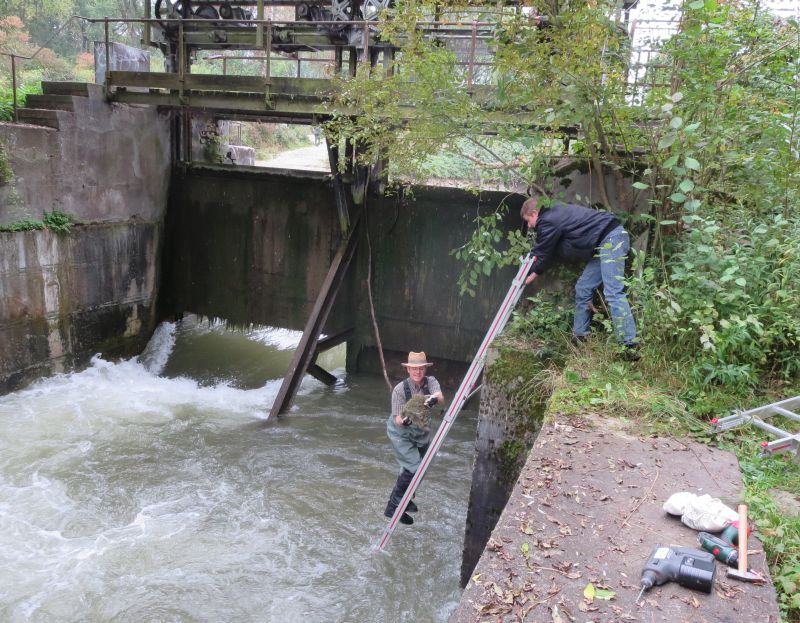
[15,108,60,130]
[41,81,90,97]
[24,94,75,112]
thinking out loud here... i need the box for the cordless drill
[637,546,716,602]
[698,531,739,567]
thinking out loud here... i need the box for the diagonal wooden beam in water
[267,210,360,419]
[268,141,360,419]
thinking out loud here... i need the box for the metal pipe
[11,54,18,122]
[467,20,477,91]
[178,19,185,103]
[144,0,151,47]
[104,18,110,96]
[362,22,369,72]
[266,20,272,78]
[256,0,264,48]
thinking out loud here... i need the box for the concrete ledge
[450,415,780,622]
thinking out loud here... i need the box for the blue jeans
[573,226,637,345]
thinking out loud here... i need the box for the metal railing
[80,14,672,103]
[5,6,754,120]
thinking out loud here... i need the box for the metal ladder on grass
[710,395,800,461]
[375,254,535,552]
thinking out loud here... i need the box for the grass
[501,332,800,622]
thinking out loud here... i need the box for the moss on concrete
[0,140,13,185]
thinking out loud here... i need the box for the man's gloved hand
[401,416,412,427]
[423,395,438,409]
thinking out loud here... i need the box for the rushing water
[0,316,478,622]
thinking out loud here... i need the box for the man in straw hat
[384,351,445,526]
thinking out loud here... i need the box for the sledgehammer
[727,504,765,584]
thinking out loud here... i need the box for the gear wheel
[362,0,392,21]
[329,0,355,22]
[155,0,190,20]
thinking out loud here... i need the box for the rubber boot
[384,469,414,525]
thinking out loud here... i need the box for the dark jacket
[528,203,621,275]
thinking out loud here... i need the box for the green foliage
[0,84,42,121]
[736,448,800,618]
[450,202,529,296]
[626,2,800,397]
[0,139,12,184]
[543,342,696,429]
[0,218,44,232]
[42,209,74,233]
[633,209,800,390]
[507,292,573,345]
[0,210,74,233]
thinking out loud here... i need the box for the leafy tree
[0,16,72,85]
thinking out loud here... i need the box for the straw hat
[401,351,434,368]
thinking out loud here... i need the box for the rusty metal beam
[106,73,553,129]
[326,140,353,234]
[108,71,334,95]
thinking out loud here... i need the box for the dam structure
[1,2,782,621]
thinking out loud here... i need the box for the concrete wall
[0,86,170,224]
[163,166,627,386]
[0,87,171,393]
[162,168,539,385]
[0,224,162,390]
[163,165,353,331]
[349,186,527,386]
[459,348,548,587]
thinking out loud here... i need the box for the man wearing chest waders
[384,351,446,526]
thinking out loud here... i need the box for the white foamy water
[0,319,476,622]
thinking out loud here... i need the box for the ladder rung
[750,417,792,438]
[773,406,800,423]
[741,395,800,419]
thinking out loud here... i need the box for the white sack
[680,494,739,531]
[663,491,697,516]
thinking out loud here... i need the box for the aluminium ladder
[375,254,536,552]
[710,395,800,461]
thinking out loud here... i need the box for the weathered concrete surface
[0,223,162,392]
[450,415,780,623]
[0,84,170,224]
[461,348,548,587]
[0,87,170,393]
[162,164,353,333]
[163,169,543,385]
[164,167,575,386]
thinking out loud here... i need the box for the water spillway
[0,318,477,622]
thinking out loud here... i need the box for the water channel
[1,316,479,622]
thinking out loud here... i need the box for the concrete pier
[450,414,780,622]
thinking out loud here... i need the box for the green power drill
[698,531,739,567]
[637,546,716,603]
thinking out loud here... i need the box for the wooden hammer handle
[738,504,749,572]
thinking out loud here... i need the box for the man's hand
[525,271,538,286]
[423,395,438,409]
[396,414,411,426]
